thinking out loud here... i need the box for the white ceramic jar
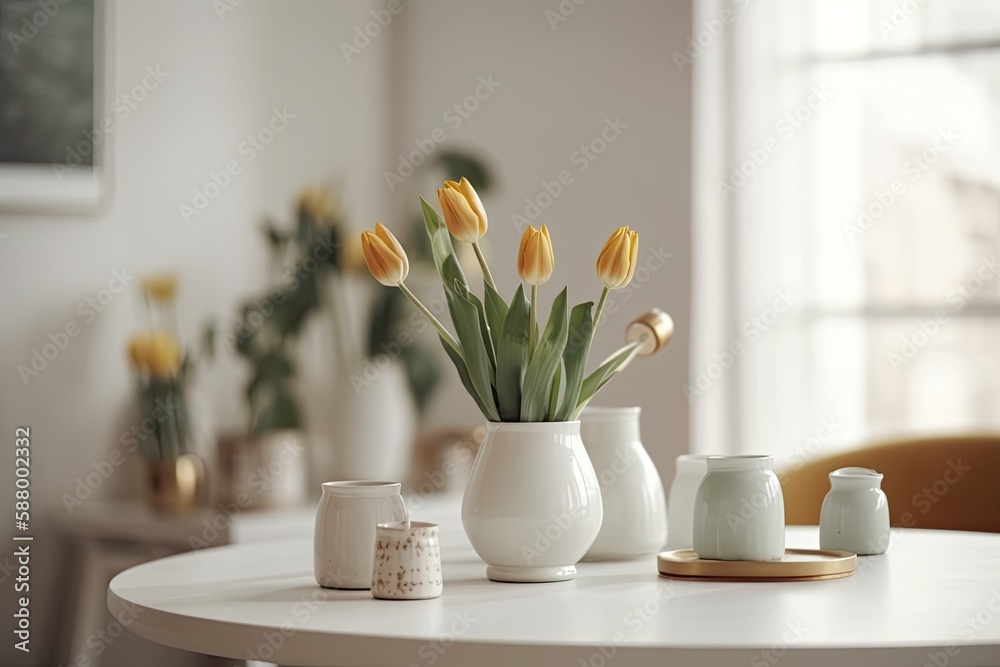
[580,407,667,561]
[820,467,890,555]
[314,481,408,589]
[462,421,603,583]
[693,455,785,561]
[665,454,710,551]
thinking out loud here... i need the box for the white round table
[108,505,1000,667]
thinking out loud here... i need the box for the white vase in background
[579,407,666,561]
[462,421,603,583]
[222,430,308,508]
[333,359,416,482]
[693,455,785,561]
[665,454,709,550]
[820,467,890,555]
[314,481,408,589]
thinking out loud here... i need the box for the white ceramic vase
[333,360,416,482]
[665,454,710,550]
[314,481,408,589]
[461,421,603,583]
[820,467,890,555]
[693,455,785,561]
[580,407,667,561]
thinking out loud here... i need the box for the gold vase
[147,453,206,514]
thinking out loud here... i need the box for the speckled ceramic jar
[372,521,442,600]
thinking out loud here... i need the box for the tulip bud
[438,177,487,243]
[596,226,639,289]
[361,223,409,287]
[518,224,555,286]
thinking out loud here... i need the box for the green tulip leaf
[483,279,508,357]
[496,284,530,421]
[573,344,639,418]
[556,301,594,421]
[422,197,469,290]
[548,362,563,421]
[454,279,496,377]
[446,288,499,421]
[521,288,568,422]
[439,334,496,420]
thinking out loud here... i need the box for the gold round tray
[657,548,856,582]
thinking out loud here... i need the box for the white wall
[388,0,693,478]
[0,1,691,664]
[0,2,391,663]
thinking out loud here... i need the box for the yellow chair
[779,434,1000,533]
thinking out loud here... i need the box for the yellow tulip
[145,332,182,377]
[361,223,409,286]
[518,224,554,286]
[596,226,639,289]
[438,177,487,243]
[142,274,178,302]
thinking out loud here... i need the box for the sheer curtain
[692,0,1000,469]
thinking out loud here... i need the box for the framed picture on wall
[0,0,111,213]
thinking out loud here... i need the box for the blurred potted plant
[360,178,672,582]
[223,188,342,507]
[127,276,210,514]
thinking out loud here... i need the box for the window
[693,0,1000,468]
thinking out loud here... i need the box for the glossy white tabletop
[108,498,1000,667]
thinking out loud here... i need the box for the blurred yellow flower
[298,186,339,224]
[596,226,638,289]
[361,223,409,287]
[517,224,554,286]
[142,274,178,302]
[128,332,181,378]
[438,177,487,243]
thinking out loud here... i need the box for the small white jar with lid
[820,467,890,555]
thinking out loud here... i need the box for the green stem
[529,284,538,361]
[399,282,464,361]
[472,241,496,291]
[592,287,610,332]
